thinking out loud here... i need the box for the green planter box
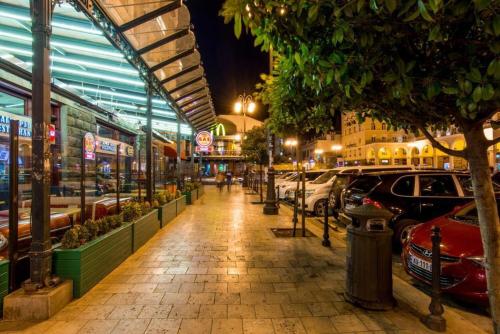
[176,196,186,214]
[0,260,8,315]
[183,191,192,205]
[133,210,160,252]
[158,200,176,228]
[53,222,133,298]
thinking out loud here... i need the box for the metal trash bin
[344,205,396,310]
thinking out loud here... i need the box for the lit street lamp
[234,93,256,138]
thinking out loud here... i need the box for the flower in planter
[122,202,142,222]
[83,219,99,240]
[61,225,89,249]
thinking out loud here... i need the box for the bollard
[422,226,446,332]
[322,200,331,247]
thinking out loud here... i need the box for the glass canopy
[0,0,216,133]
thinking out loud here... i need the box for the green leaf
[319,60,331,68]
[308,4,319,22]
[472,86,483,102]
[442,87,458,95]
[468,68,482,83]
[404,9,420,22]
[326,70,334,85]
[473,0,491,10]
[418,0,434,22]
[428,26,442,41]
[370,0,379,11]
[487,59,496,76]
[357,0,366,12]
[482,84,495,100]
[234,13,242,38]
[385,0,397,13]
[428,0,441,13]
[294,52,302,67]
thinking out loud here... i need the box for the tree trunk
[463,125,500,334]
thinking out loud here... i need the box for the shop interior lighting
[51,66,144,86]
[51,56,138,75]
[0,9,103,35]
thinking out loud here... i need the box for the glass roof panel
[163,66,204,91]
[154,50,201,83]
[169,78,207,101]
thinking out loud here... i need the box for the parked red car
[402,201,493,306]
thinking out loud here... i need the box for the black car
[339,170,500,247]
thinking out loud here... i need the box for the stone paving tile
[178,318,212,334]
[145,318,181,334]
[168,304,201,319]
[300,317,337,334]
[212,318,243,334]
[215,292,241,304]
[45,320,88,334]
[110,319,151,334]
[78,319,119,334]
[255,304,284,319]
[243,318,276,334]
[138,305,173,319]
[228,304,256,319]
[199,304,228,318]
[272,318,307,334]
[107,305,143,319]
[330,314,368,332]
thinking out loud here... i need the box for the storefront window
[97,124,115,139]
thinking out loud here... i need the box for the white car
[297,169,340,216]
[282,170,331,201]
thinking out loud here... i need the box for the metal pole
[190,135,195,181]
[422,226,446,331]
[322,200,331,247]
[8,120,19,292]
[259,164,263,202]
[138,148,142,200]
[301,166,306,237]
[26,0,53,291]
[292,144,299,237]
[263,167,278,215]
[176,118,181,190]
[80,137,86,225]
[145,86,153,203]
[153,147,156,194]
[116,144,121,214]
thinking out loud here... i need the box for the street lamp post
[285,139,299,235]
[234,94,256,188]
[233,93,256,140]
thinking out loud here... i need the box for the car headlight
[0,234,8,251]
[466,256,485,268]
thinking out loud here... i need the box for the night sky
[186,0,269,120]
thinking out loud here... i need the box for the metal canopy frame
[70,0,216,130]
[174,86,206,102]
[161,64,199,84]
[192,113,214,124]
[137,28,189,55]
[184,102,210,114]
[179,95,207,109]
[150,48,195,72]
[190,109,213,122]
[168,75,203,94]
[118,0,182,32]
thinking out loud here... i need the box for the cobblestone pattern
[2,187,453,333]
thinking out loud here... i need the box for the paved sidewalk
[0,186,489,333]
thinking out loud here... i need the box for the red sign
[196,131,213,147]
[83,132,96,160]
[49,124,56,144]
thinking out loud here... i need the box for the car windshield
[453,202,500,225]
[311,170,337,184]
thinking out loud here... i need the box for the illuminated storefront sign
[196,131,213,147]
[210,123,226,137]
[0,111,32,137]
[95,135,134,157]
[83,132,96,160]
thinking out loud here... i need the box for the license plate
[409,254,432,272]
[345,203,356,210]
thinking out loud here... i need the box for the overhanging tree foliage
[241,125,269,165]
[222,1,500,331]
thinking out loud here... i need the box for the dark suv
[339,171,500,247]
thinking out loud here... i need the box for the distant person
[226,171,233,191]
[215,172,225,192]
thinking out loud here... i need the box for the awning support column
[176,118,182,190]
[26,0,53,290]
[146,85,153,203]
[190,134,195,180]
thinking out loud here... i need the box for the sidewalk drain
[271,228,316,238]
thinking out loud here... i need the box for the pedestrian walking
[226,170,233,191]
[215,172,225,192]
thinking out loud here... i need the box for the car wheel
[329,195,339,219]
[314,200,327,217]
[393,219,419,248]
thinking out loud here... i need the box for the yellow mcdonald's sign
[211,123,226,137]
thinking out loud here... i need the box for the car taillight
[362,197,383,209]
